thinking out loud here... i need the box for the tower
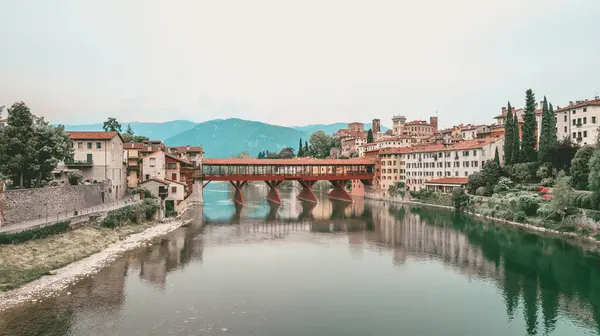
[430,116,438,133]
[392,115,406,135]
[372,119,381,134]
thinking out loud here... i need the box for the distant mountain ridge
[63,118,387,158]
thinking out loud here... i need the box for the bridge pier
[189,179,205,206]
[328,180,353,202]
[265,180,283,204]
[297,180,318,203]
[229,181,248,205]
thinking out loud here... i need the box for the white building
[139,177,187,212]
[65,131,127,199]
[358,136,418,157]
[142,151,167,182]
[555,98,600,146]
[378,137,504,192]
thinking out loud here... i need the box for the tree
[278,147,295,159]
[298,138,304,157]
[570,146,594,190]
[551,137,579,173]
[236,152,251,159]
[467,172,485,194]
[551,173,574,221]
[504,102,514,165]
[126,123,134,135]
[589,131,600,202]
[0,105,4,119]
[103,117,121,132]
[304,141,309,156]
[511,111,521,164]
[538,96,557,163]
[31,123,72,187]
[257,151,265,159]
[367,129,374,143]
[482,159,501,191]
[0,102,37,188]
[494,147,501,167]
[309,131,334,159]
[452,187,470,212]
[67,170,83,185]
[521,89,537,162]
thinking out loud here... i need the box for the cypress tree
[304,141,309,156]
[511,112,521,164]
[494,147,501,167]
[298,138,304,157]
[367,129,374,143]
[521,89,538,162]
[538,96,553,163]
[504,102,514,165]
[549,103,557,150]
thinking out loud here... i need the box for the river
[1,182,600,335]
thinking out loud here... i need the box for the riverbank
[0,209,196,312]
[364,193,600,245]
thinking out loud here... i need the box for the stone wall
[1,184,107,228]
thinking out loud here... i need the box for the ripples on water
[2,182,600,335]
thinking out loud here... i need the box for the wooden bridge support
[297,180,318,203]
[265,180,283,204]
[328,180,353,202]
[229,181,248,205]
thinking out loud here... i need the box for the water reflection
[2,185,600,335]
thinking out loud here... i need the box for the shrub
[506,163,536,183]
[0,221,71,245]
[452,187,470,212]
[475,186,487,196]
[493,177,513,193]
[467,172,485,194]
[130,188,156,199]
[572,191,595,210]
[514,211,527,223]
[166,210,178,217]
[518,196,540,216]
[585,210,600,222]
[101,199,160,228]
[67,170,83,185]
[540,177,555,187]
[536,165,550,179]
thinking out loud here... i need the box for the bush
[585,210,600,222]
[475,186,487,196]
[467,172,485,194]
[0,221,71,245]
[67,170,83,185]
[506,163,537,183]
[101,199,160,228]
[493,177,513,193]
[166,210,178,217]
[452,187,470,212]
[540,177,555,187]
[572,191,596,210]
[518,196,540,216]
[514,211,527,223]
[129,188,156,199]
[536,165,550,179]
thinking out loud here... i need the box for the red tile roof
[377,137,502,155]
[424,177,468,185]
[66,131,121,141]
[164,152,194,166]
[555,99,600,112]
[168,145,204,153]
[141,176,187,187]
[202,157,374,165]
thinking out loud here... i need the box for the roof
[377,137,503,155]
[405,120,431,126]
[140,177,187,187]
[202,157,375,165]
[555,99,600,112]
[66,131,122,141]
[124,142,164,151]
[424,177,469,185]
[0,119,7,123]
[168,145,204,154]
[164,152,193,165]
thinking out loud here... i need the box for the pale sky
[1,0,599,128]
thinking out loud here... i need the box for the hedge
[0,220,71,245]
[101,199,160,228]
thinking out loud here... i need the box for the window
[165,163,177,169]
[473,161,478,167]
[472,150,476,156]
[172,173,177,180]
[86,153,92,162]
[78,142,83,149]
[584,107,587,112]
[578,131,582,138]
[464,171,469,176]
[463,151,469,156]
[171,186,177,193]
[564,126,567,133]
[564,115,567,122]
[87,142,92,149]
[150,158,156,167]
[593,116,597,123]
[455,171,459,176]
[584,131,588,138]
[573,132,577,138]
[578,118,582,124]
[584,117,587,124]
[573,110,576,114]
[96,142,102,149]
[573,119,577,126]
[145,174,150,180]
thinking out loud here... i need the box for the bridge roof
[202,158,374,165]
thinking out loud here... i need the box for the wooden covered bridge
[193,158,375,204]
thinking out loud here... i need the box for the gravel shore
[0,217,192,312]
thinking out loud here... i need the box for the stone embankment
[0,208,198,312]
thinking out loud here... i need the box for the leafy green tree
[538,97,557,163]
[309,131,334,159]
[467,171,485,194]
[511,111,521,164]
[298,138,304,157]
[570,146,594,190]
[494,147,501,167]
[67,170,83,185]
[452,187,470,212]
[32,123,72,187]
[551,137,579,173]
[367,129,374,143]
[278,147,295,159]
[521,89,538,162]
[102,117,122,132]
[589,130,600,202]
[551,173,574,220]
[504,102,514,165]
[482,159,501,191]
[0,102,36,187]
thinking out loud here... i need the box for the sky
[1,0,599,129]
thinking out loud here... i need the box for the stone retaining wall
[1,184,106,228]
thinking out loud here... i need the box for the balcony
[65,159,93,167]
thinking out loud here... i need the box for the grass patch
[0,221,71,245]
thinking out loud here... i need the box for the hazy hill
[292,122,389,135]
[63,120,198,141]
[164,118,307,158]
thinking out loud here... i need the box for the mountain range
[63,119,389,158]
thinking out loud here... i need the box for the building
[494,102,545,142]
[391,115,407,135]
[124,141,165,188]
[363,148,382,192]
[377,137,504,192]
[139,177,187,211]
[555,97,600,146]
[0,119,7,129]
[358,135,419,157]
[424,177,469,193]
[167,145,204,165]
[64,131,127,199]
[141,151,195,197]
[334,122,369,157]
[404,117,438,138]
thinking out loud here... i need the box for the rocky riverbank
[0,211,195,312]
